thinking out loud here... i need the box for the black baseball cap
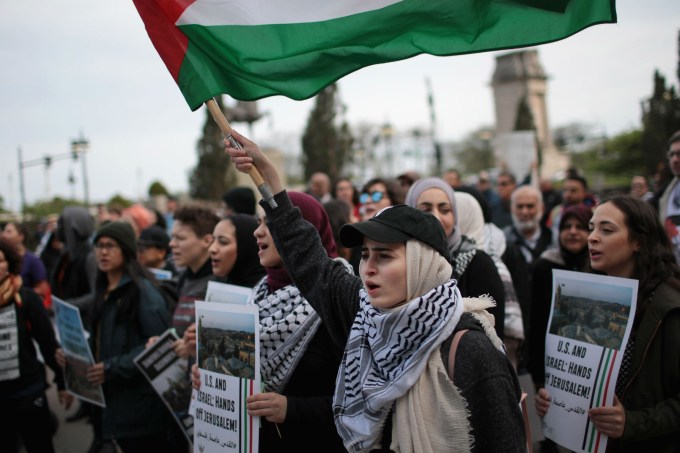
[339,205,449,259]
[138,225,170,251]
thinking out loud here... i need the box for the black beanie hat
[94,221,137,258]
[222,187,257,216]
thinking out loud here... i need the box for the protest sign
[0,305,20,381]
[542,270,637,453]
[194,301,260,453]
[53,297,106,407]
[148,267,173,281]
[134,329,193,444]
[205,281,253,305]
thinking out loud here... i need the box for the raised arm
[225,131,363,346]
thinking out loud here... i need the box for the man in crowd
[307,171,333,203]
[503,185,552,347]
[169,206,219,337]
[443,168,463,189]
[504,185,552,267]
[658,130,680,263]
[547,173,593,245]
[491,171,517,229]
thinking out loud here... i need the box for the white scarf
[334,280,463,452]
[253,277,321,393]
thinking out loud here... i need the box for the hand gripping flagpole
[205,98,278,209]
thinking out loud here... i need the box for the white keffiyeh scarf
[334,280,464,452]
[252,277,321,393]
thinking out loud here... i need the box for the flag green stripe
[176,0,615,109]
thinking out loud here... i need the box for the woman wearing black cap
[59,221,171,452]
[223,131,526,453]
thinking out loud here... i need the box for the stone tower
[491,49,568,179]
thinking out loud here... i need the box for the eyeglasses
[94,242,120,252]
[667,151,680,159]
[360,191,385,204]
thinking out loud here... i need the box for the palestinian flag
[132,0,616,110]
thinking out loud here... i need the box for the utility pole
[17,147,26,215]
[71,134,90,207]
[426,78,442,176]
[17,133,91,214]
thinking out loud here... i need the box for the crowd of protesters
[1,130,679,452]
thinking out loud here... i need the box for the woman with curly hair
[536,194,680,451]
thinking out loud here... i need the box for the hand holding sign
[588,396,626,439]
[247,392,288,423]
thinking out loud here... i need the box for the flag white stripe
[177,0,402,26]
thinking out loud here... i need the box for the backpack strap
[520,391,533,453]
[447,327,532,452]
[447,329,469,381]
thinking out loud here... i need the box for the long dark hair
[0,237,22,275]
[90,237,156,327]
[599,194,680,310]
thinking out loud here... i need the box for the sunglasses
[360,191,385,204]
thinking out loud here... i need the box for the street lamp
[16,133,91,215]
[71,134,90,207]
[380,123,394,177]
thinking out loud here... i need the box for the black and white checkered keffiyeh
[252,277,321,393]
[333,280,463,452]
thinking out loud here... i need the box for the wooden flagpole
[205,98,277,208]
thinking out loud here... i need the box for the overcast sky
[1,0,678,211]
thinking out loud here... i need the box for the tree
[24,197,85,218]
[148,180,170,197]
[189,96,237,201]
[301,84,354,182]
[108,194,133,209]
[455,127,496,175]
[571,129,643,186]
[640,70,680,175]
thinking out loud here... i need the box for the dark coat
[91,275,170,441]
[454,249,506,341]
[0,287,64,399]
[259,326,345,452]
[611,282,680,452]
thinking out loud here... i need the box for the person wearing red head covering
[194,192,346,453]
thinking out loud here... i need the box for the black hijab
[223,214,265,288]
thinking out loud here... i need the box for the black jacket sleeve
[454,330,526,452]
[528,258,555,387]
[459,251,506,340]
[263,191,363,347]
[24,288,66,390]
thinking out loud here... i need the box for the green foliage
[570,69,680,186]
[107,194,133,209]
[189,96,237,201]
[24,197,86,218]
[455,127,496,175]
[514,96,535,131]
[301,84,354,182]
[570,133,640,189]
[148,180,170,197]
[640,70,680,175]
